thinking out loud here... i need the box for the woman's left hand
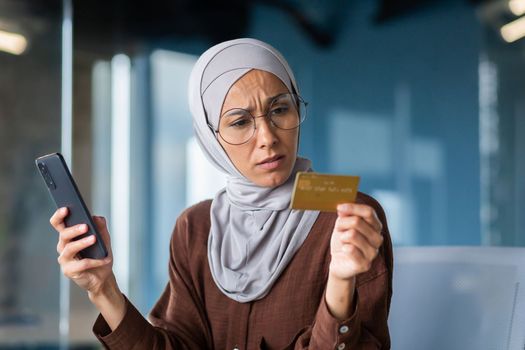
[329,203,384,281]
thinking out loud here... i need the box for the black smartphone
[36,152,108,259]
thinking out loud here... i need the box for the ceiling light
[509,0,525,16]
[501,16,525,42]
[0,29,27,55]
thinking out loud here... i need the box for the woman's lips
[257,155,285,170]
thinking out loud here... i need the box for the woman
[50,38,393,349]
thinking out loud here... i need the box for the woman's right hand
[50,207,114,295]
[50,207,127,330]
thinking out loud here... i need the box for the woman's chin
[253,169,293,188]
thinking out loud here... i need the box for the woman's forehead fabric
[200,43,291,94]
[200,43,293,129]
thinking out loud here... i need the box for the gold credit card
[290,172,360,212]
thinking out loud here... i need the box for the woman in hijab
[50,38,393,349]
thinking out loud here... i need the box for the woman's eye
[270,106,289,116]
[229,117,252,128]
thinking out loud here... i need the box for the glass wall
[244,0,525,247]
[146,49,227,312]
[245,1,483,246]
[478,12,525,246]
[0,0,63,347]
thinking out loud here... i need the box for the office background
[0,0,524,348]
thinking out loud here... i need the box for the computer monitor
[389,247,525,350]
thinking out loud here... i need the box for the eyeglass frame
[207,92,308,146]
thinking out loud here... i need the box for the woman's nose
[254,116,278,147]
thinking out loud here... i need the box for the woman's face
[218,69,299,187]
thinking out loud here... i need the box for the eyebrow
[223,109,247,118]
[234,92,287,113]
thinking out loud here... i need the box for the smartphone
[35,152,108,259]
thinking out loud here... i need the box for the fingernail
[337,204,349,211]
[61,207,67,214]
[79,224,87,231]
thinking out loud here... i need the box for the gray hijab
[188,38,320,302]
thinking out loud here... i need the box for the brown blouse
[93,192,393,349]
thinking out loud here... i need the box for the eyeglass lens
[218,93,306,145]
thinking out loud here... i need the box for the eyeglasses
[210,93,308,145]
